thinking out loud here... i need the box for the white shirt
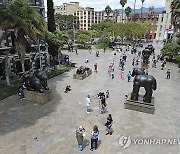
[86,97,91,107]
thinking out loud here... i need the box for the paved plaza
[0,43,180,154]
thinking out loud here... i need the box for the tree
[113,9,119,22]
[55,14,79,30]
[171,0,180,37]
[47,0,58,66]
[77,33,90,47]
[0,0,46,74]
[96,37,110,49]
[120,0,127,22]
[141,0,145,19]
[161,43,180,57]
[47,0,56,32]
[125,6,132,19]
[148,6,154,17]
[105,5,112,20]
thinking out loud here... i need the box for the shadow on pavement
[0,73,67,136]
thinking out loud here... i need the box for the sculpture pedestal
[124,93,155,114]
[24,90,52,104]
[73,69,92,80]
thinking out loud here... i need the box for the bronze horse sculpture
[131,67,157,103]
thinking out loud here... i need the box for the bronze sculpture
[131,67,157,103]
[23,70,49,93]
[76,66,90,75]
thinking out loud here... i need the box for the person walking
[76,126,86,151]
[120,70,124,80]
[106,89,110,98]
[111,68,114,79]
[167,69,171,79]
[108,66,111,76]
[121,60,125,70]
[127,71,131,82]
[94,63,98,73]
[18,86,25,100]
[90,125,99,151]
[132,58,135,66]
[103,48,106,54]
[75,49,78,55]
[105,114,113,135]
[86,95,91,113]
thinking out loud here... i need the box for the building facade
[128,12,160,39]
[55,2,104,30]
[155,0,173,42]
[74,7,103,30]
[54,2,79,15]
[0,0,48,79]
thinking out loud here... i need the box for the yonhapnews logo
[118,135,180,149]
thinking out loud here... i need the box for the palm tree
[0,0,46,73]
[105,5,112,20]
[120,0,127,22]
[148,6,154,16]
[113,9,119,22]
[125,6,132,20]
[133,0,137,20]
[171,0,180,37]
[141,0,145,19]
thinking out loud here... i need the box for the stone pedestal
[24,90,52,104]
[124,93,155,114]
[73,69,92,80]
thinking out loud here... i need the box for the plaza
[0,42,180,154]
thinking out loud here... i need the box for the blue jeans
[77,144,83,151]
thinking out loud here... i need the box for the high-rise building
[155,0,173,42]
[74,7,103,30]
[54,2,104,30]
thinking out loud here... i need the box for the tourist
[64,85,71,93]
[132,58,135,66]
[108,66,111,76]
[106,89,110,98]
[100,95,107,114]
[90,125,99,151]
[86,95,91,113]
[103,48,106,54]
[105,114,113,135]
[76,126,86,151]
[167,69,171,79]
[161,63,165,70]
[94,63,98,73]
[18,86,25,100]
[88,46,92,54]
[96,51,99,57]
[121,60,125,70]
[75,49,78,55]
[120,70,124,80]
[127,71,131,82]
[111,67,114,79]
[135,59,139,66]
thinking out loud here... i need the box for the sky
[51,0,166,11]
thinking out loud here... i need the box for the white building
[156,0,173,42]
